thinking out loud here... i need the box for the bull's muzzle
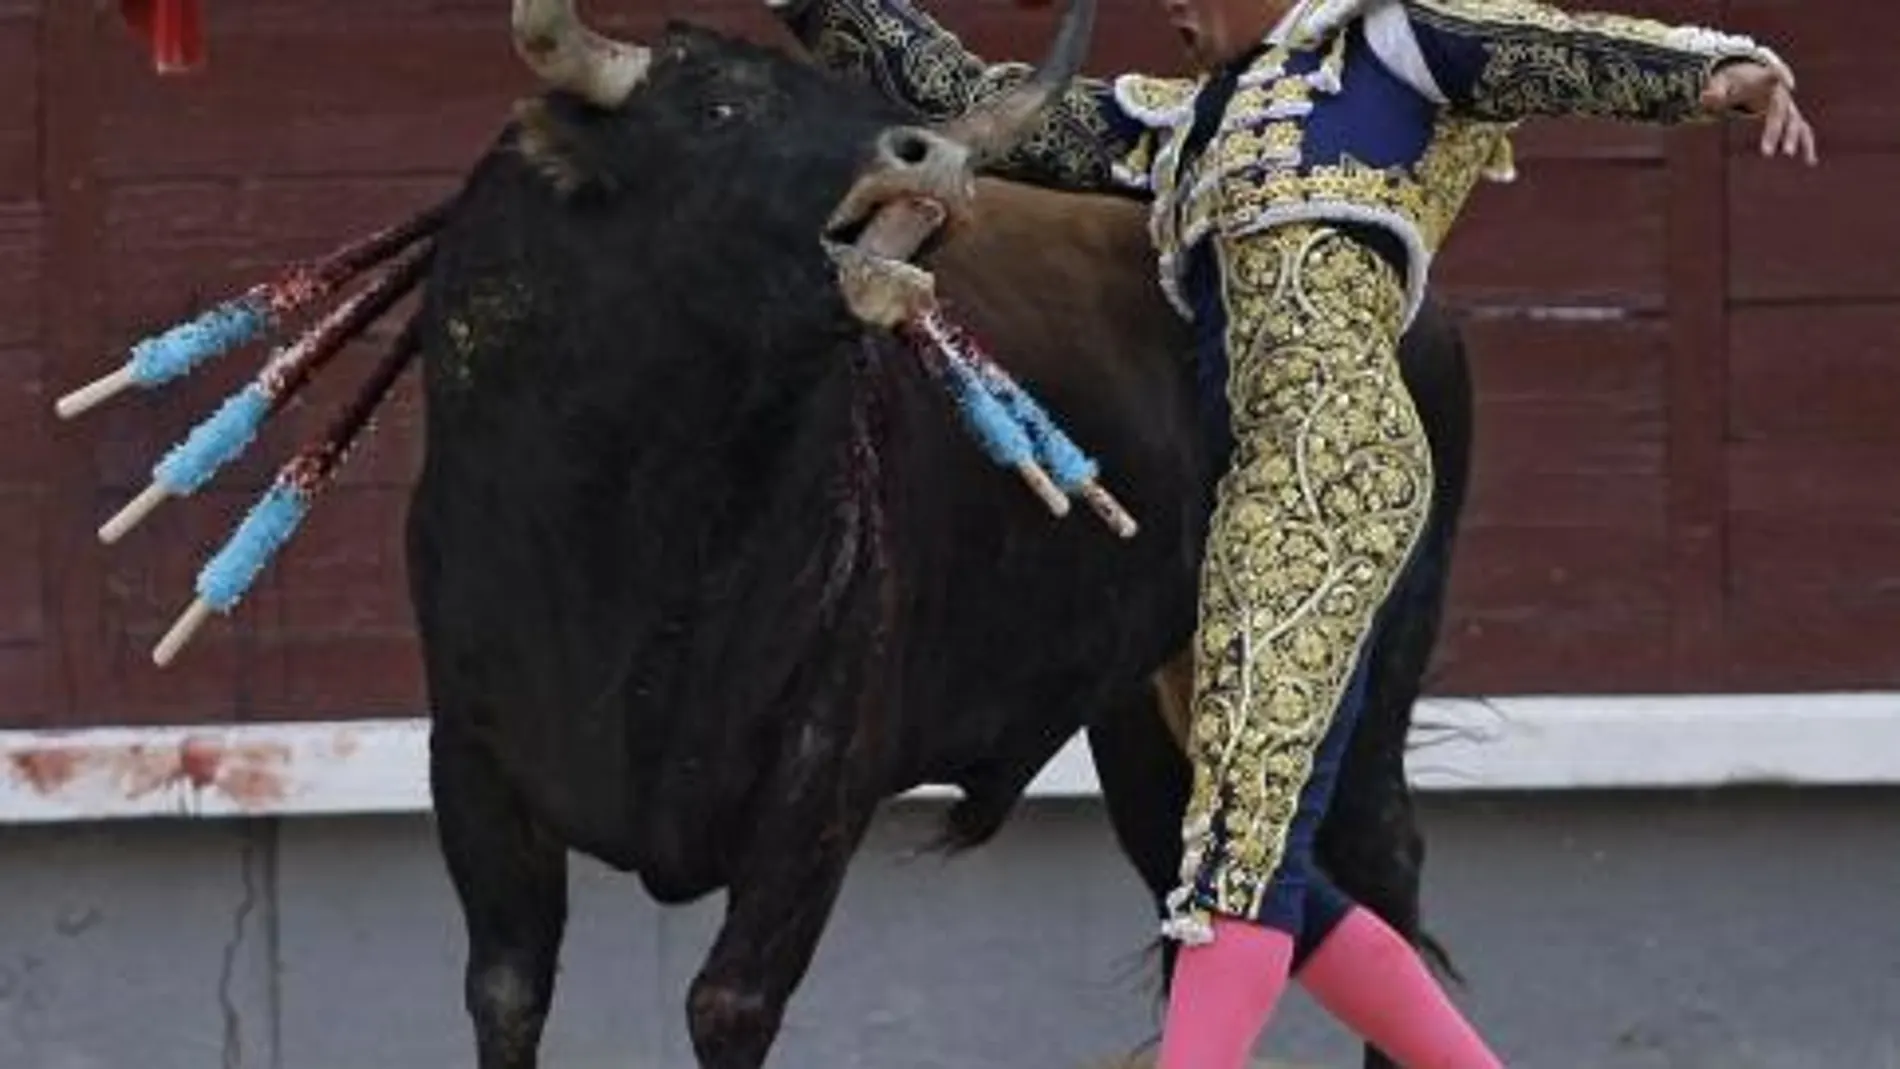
[819,0,1094,327]
[822,126,979,327]
[824,126,976,248]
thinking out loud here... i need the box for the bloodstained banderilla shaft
[97,242,436,545]
[152,316,427,667]
[54,198,450,420]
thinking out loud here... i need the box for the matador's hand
[1701,59,1818,165]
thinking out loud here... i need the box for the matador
[763,0,1817,1063]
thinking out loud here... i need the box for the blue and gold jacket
[771,0,1792,328]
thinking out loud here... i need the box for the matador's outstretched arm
[1382,0,1797,127]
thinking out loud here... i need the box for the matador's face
[1160,0,1221,69]
[1160,0,1294,71]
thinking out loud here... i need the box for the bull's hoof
[932,793,1012,852]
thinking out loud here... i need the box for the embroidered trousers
[1165,220,1435,944]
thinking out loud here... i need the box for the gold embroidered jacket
[770,0,1792,327]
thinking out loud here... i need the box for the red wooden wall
[0,0,1893,730]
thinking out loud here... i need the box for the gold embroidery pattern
[1401,0,1788,123]
[1146,30,1513,325]
[1164,222,1433,942]
[804,0,1132,190]
[1148,37,1320,319]
[1217,112,1507,251]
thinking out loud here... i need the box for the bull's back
[928,178,1203,565]
[931,180,1190,378]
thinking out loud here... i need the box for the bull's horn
[931,0,1097,162]
[512,0,652,109]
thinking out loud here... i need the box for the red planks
[1725,600,1900,692]
[253,485,424,721]
[1460,314,1671,401]
[1729,431,1900,692]
[94,22,527,181]
[0,348,49,490]
[1663,124,1727,688]
[0,488,43,645]
[98,175,454,336]
[1449,526,1671,616]
[1434,161,1669,312]
[1729,520,1900,610]
[0,202,39,350]
[1729,442,1900,526]
[0,4,37,728]
[259,632,427,721]
[37,0,110,730]
[0,646,43,725]
[1437,527,1674,695]
[65,485,251,725]
[1725,0,1900,154]
[0,11,36,201]
[1720,2,1900,691]
[1458,315,1670,528]
[262,488,415,641]
[1729,152,1900,304]
[1727,421,1900,693]
[1508,117,1666,164]
[1729,304,1900,443]
[1432,315,1672,694]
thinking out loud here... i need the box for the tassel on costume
[1482,127,1520,183]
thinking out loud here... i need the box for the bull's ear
[510,97,612,198]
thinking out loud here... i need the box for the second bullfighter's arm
[766,0,1153,192]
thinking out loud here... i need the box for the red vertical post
[120,0,206,74]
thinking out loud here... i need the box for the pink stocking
[1298,906,1504,1068]
[1156,917,1295,1069]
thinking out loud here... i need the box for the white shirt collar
[1265,0,1376,47]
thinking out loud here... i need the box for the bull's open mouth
[822,198,951,262]
[822,212,871,247]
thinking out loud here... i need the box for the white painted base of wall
[5,693,1899,824]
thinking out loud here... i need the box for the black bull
[403,21,1473,1069]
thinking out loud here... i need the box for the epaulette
[1111,73,1197,129]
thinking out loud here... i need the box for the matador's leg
[1167,220,1434,942]
[1154,223,1503,1069]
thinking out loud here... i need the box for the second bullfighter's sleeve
[766,0,1153,192]
[1381,0,1795,125]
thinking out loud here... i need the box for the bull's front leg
[684,750,878,1069]
[430,726,569,1069]
[681,606,887,1068]
[682,401,892,1068]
